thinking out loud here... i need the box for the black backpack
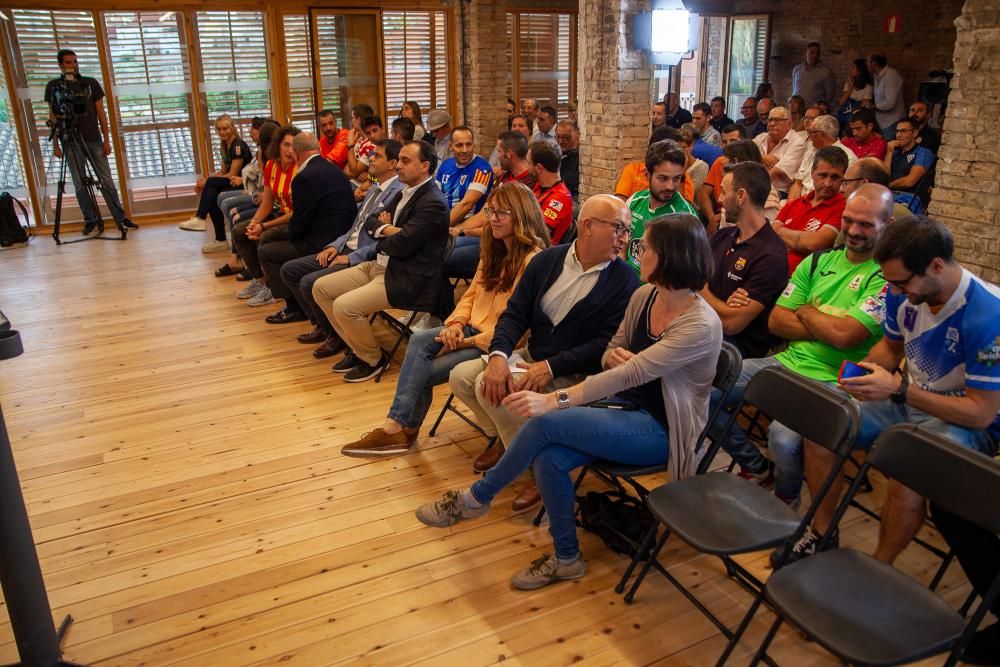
[576,490,657,560]
[0,192,30,247]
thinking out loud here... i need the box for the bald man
[449,193,640,490]
[258,132,358,323]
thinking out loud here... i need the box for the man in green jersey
[715,183,893,507]
[623,141,698,273]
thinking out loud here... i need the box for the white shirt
[873,66,906,130]
[754,130,807,192]
[540,241,609,327]
[347,175,398,251]
[376,176,434,267]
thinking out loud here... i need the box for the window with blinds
[5,9,120,225]
[313,13,346,115]
[283,14,316,135]
[311,11,381,127]
[194,11,271,170]
[104,11,198,213]
[382,11,449,117]
[0,43,29,215]
[508,12,576,119]
[726,16,770,116]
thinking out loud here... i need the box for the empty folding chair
[739,423,1000,667]
[622,365,861,661]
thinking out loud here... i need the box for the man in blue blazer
[276,139,405,357]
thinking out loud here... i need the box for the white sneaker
[237,279,263,299]
[201,240,230,254]
[179,216,207,232]
[411,313,442,331]
[247,286,276,307]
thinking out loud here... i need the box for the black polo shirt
[708,223,789,359]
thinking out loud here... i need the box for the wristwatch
[890,373,910,405]
[556,389,571,410]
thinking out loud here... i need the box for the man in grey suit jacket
[277,139,405,357]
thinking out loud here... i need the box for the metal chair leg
[374,311,417,383]
[428,393,455,437]
[624,528,671,604]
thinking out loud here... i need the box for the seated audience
[836,58,874,128]
[438,126,494,227]
[426,109,453,166]
[556,119,580,200]
[787,95,807,131]
[180,114,251,248]
[709,96,735,134]
[739,97,767,137]
[344,103,375,184]
[756,97,775,126]
[755,81,775,101]
[531,105,559,149]
[788,114,856,201]
[318,109,349,169]
[772,145,849,274]
[447,195,638,488]
[615,126,681,200]
[869,51,907,134]
[493,130,534,187]
[521,98,540,126]
[717,184,892,502]
[490,115,533,172]
[840,157,912,222]
[505,98,517,129]
[339,182,549,457]
[788,216,1000,564]
[675,126,709,201]
[792,42,837,108]
[683,121,724,167]
[664,92,692,128]
[528,140,574,244]
[260,133,358,324]
[691,102,722,147]
[753,106,807,197]
[700,139,783,233]
[400,100,426,141]
[884,117,935,212]
[842,108,888,160]
[908,101,941,154]
[415,213,720,590]
[280,139,405,357]
[311,141,449,382]
[623,141,698,273]
[799,105,822,137]
[700,162,788,361]
[651,101,667,131]
[390,117,416,143]
[232,125,301,307]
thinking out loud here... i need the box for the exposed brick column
[929,0,1000,282]
[578,0,656,198]
[460,0,509,156]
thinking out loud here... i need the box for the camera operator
[45,49,135,235]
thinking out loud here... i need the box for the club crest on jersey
[734,257,747,271]
[849,275,862,290]
[903,306,917,331]
[945,327,960,355]
[460,175,467,185]
[550,199,564,212]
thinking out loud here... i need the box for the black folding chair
[622,366,861,665]
[532,343,743,591]
[368,310,418,383]
[740,424,1000,667]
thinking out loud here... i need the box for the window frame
[506,9,578,119]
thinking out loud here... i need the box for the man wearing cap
[426,109,453,168]
[753,105,807,197]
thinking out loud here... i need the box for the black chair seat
[646,472,800,555]
[590,460,666,479]
[766,548,966,665]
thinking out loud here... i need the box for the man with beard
[715,183,892,507]
[783,214,1000,568]
[318,109,349,169]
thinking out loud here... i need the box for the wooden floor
[0,224,973,666]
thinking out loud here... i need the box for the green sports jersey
[774,248,887,383]
[624,189,698,272]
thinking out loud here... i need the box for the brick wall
[458,0,508,156]
[578,0,656,197]
[927,0,1000,281]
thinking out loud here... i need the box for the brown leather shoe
[313,336,347,359]
[511,479,541,512]
[473,443,505,472]
[341,427,419,458]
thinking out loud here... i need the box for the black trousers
[279,255,351,335]
[197,176,240,241]
[259,239,323,308]
[930,503,1000,619]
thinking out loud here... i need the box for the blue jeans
[713,356,783,472]
[65,140,127,225]
[444,237,480,279]
[218,191,253,251]
[854,399,998,455]
[470,406,668,560]
[388,325,482,428]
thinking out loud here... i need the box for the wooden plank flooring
[0,224,972,665]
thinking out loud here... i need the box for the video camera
[47,72,91,130]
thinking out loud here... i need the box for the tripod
[0,325,83,666]
[50,122,127,246]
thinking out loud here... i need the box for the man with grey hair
[258,132,358,323]
[521,98,540,125]
[788,114,856,200]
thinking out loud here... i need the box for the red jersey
[502,169,536,188]
[534,180,573,243]
[842,135,888,161]
[320,129,349,169]
[264,159,298,214]
[775,191,846,274]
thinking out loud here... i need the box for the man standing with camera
[45,49,135,235]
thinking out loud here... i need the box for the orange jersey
[320,129,349,169]
[264,159,298,214]
[616,160,695,203]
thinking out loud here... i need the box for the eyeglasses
[767,117,790,123]
[885,273,917,290]
[590,217,633,238]
[483,206,513,219]
[741,105,756,110]
[895,128,914,134]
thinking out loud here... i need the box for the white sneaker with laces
[237,279,262,299]
[201,240,230,254]
[411,313,442,331]
[247,286,276,307]
[179,216,207,231]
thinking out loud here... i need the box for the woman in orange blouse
[340,181,550,457]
